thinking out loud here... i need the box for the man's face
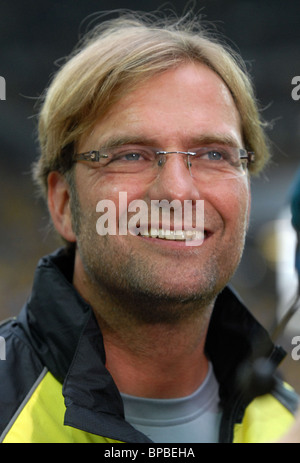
[71,63,250,320]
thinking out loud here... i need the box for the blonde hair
[33,11,271,198]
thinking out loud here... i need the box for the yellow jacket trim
[233,389,295,443]
[3,370,122,444]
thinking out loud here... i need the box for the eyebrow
[97,132,241,150]
[98,135,158,150]
[188,133,241,148]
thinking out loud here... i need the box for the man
[0,11,298,443]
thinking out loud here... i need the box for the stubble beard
[79,233,220,325]
[68,177,244,326]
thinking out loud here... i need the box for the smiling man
[0,12,298,443]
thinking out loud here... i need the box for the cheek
[227,183,250,235]
[208,179,250,230]
[82,175,149,232]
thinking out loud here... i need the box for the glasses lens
[188,147,246,180]
[102,146,156,173]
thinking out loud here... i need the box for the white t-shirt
[121,362,221,443]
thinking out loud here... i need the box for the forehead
[79,63,243,150]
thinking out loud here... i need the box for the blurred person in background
[278,167,300,443]
[0,11,298,443]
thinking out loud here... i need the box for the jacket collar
[21,247,285,442]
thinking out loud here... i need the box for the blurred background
[0,0,300,391]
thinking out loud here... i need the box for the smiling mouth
[137,228,206,242]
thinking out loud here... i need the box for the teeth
[165,230,173,240]
[139,228,204,241]
[158,229,164,238]
[150,227,158,237]
[175,230,185,240]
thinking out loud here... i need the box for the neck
[100,312,211,398]
[73,253,214,399]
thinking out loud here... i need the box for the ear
[47,171,77,242]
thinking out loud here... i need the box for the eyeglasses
[73,145,255,181]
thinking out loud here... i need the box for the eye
[108,146,154,163]
[101,145,157,173]
[123,152,142,161]
[205,150,224,161]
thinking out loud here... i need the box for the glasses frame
[73,147,255,167]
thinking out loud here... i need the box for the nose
[147,152,202,203]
